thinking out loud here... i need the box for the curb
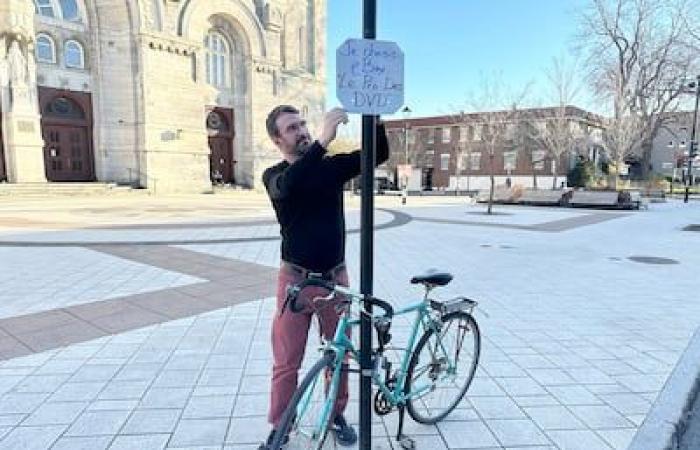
[629,327,700,450]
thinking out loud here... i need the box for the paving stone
[50,436,113,450]
[0,392,49,414]
[183,395,235,418]
[0,424,66,450]
[546,429,613,450]
[22,401,88,426]
[65,410,131,436]
[139,387,192,409]
[109,433,169,450]
[470,396,526,419]
[523,405,587,430]
[48,381,107,402]
[121,409,181,434]
[486,419,552,447]
[169,418,229,447]
[226,415,270,444]
[437,420,500,448]
[568,405,635,429]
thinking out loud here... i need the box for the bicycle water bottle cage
[429,297,477,315]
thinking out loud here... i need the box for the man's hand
[318,107,349,149]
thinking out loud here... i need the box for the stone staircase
[0,182,150,197]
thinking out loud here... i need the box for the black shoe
[258,428,289,450]
[332,415,358,446]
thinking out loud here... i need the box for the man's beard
[293,137,312,156]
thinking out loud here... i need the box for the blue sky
[326,0,591,120]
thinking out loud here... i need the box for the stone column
[0,2,46,182]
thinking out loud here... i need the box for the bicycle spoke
[407,314,480,423]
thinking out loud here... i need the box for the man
[259,105,388,449]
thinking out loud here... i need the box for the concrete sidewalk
[0,194,698,449]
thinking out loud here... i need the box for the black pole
[360,1,377,449]
[685,75,700,203]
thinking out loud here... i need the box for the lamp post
[401,105,411,204]
[684,75,700,203]
[667,128,688,196]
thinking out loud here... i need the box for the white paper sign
[336,39,404,115]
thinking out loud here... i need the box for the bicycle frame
[315,285,459,413]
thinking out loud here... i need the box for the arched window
[205,31,229,88]
[64,40,85,69]
[59,0,80,21]
[36,34,56,63]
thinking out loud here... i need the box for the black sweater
[263,124,389,272]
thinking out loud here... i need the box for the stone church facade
[0,0,326,193]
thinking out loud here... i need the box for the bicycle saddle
[410,271,453,287]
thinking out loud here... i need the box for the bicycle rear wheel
[405,311,480,424]
[271,350,340,449]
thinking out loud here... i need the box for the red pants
[268,263,350,428]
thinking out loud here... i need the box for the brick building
[384,106,605,191]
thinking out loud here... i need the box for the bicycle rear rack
[429,297,477,315]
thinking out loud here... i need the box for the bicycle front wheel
[405,311,480,424]
[271,350,340,450]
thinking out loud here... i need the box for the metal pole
[685,75,700,203]
[360,1,376,449]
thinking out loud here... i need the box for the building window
[504,151,517,170]
[473,125,482,141]
[469,152,481,170]
[426,130,434,144]
[441,128,451,143]
[64,40,84,69]
[35,0,55,17]
[205,31,229,88]
[36,34,56,63]
[532,150,546,170]
[424,149,435,167]
[34,0,82,22]
[459,126,469,142]
[59,0,80,21]
[440,153,450,171]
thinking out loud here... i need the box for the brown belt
[281,261,346,280]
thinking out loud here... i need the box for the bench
[568,191,622,209]
[476,188,520,204]
[518,189,567,206]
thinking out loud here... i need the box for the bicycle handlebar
[284,277,394,319]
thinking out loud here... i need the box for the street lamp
[667,135,687,195]
[684,76,700,203]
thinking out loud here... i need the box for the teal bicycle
[271,271,481,449]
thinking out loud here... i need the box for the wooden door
[39,87,95,182]
[43,125,92,181]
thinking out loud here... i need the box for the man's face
[273,112,312,157]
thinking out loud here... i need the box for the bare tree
[531,58,587,189]
[577,0,697,182]
[462,77,531,214]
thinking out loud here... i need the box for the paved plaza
[0,193,698,449]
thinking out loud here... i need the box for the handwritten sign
[336,39,404,115]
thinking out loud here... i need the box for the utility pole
[359,1,377,448]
